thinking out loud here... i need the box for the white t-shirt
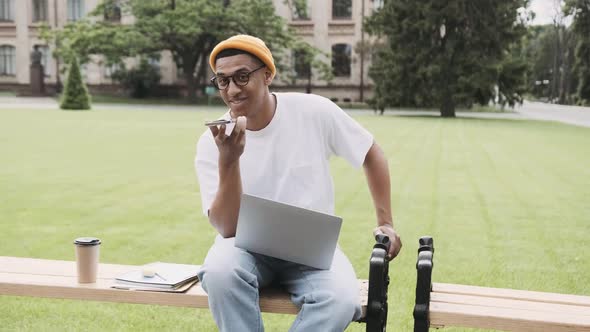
[195,92,373,216]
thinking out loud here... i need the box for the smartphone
[204,119,235,127]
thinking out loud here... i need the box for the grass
[63,93,515,112]
[0,106,589,331]
[0,91,17,97]
[65,94,226,107]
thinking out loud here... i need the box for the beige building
[0,0,383,101]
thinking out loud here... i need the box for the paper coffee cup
[74,237,101,283]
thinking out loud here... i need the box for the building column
[15,0,30,84]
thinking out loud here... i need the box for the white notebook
[113,262,199,289]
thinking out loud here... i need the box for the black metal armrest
[413,236,435,332]
[365,234,392,332]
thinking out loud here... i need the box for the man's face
[214,54,271,118]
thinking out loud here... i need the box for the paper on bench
[113,262,199,291]
[111,280,198,293]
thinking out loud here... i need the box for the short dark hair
[215,48,264,66]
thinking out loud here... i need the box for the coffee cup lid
[74,237,101,246]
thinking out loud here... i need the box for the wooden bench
[0,237,392,332]
[413,236,590,332]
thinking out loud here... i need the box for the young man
[195,34,401,332]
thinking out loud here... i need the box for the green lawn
[1,107,589,331]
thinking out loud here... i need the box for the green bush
[60,58,91,110]
[112,59,161,98]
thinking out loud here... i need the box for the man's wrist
[378,222,395,230]
[219,159,240,173]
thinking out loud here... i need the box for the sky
[529,0,566,25]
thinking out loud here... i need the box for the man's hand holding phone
[208,116,247,167]
[205,119,235,127]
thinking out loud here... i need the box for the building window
[79,63,87,79]
[34,45,51,76]
[0,0,14,22]
[332,0,351,19]
[32,0,48,22]
[104,1,121,22]
[373,0,384,11]
[105,62,121,78]
[332,43,351,77]
[175,56,184,77]
[0,45,16,76]
[67,0,84,21]
[291,0,310,20]
[148,55,160,70]
[293,50,311,79]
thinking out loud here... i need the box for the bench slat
[432,292,590,317]
[0,272,299,314]
[433,282,590,307]
[0,256,368,317]
[414,237,590,332]
[0,256,132,277]
[429,301,590,332]
[0,272,212,309]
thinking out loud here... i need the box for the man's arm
[208,161,242,237]
[207,117,247,238]
[363,142,402,259]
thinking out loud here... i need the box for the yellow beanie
[209,34,276,79]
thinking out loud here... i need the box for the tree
[284,0,309,19]
[60,57,91,110]
[365,1,531,117]
[565,0,590,105]
[111,58,161,98]
[522,24,577,104]
[523,26,557,100]
[497,43,528,108]
[42,0,327,100]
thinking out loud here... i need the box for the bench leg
[365,234,391,332]
[413,236,434,332]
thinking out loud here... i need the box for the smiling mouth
[230,98,247,105]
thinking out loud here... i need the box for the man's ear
[264,70,273,85]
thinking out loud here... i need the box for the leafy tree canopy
[564,0,590,105]
[365,0,531,116]
[42,0,328,99]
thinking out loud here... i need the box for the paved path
[0,96,202,111]
[513,101,590,128]
[1,96,588,127]
[0,96,59,109]
[373,109,526,120]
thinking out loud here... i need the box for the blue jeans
[197,236,362,332]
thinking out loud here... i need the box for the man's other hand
[373,225,401,261]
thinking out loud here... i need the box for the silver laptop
[235,194,343,270]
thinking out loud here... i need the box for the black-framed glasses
[210,64,266,90]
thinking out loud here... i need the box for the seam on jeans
[254,284,262,332]
[247,256,264,332]
[290,300,304,331]
[297,264,317,303]
[290,265,317,331]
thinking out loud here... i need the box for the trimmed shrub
[60,58,91,110]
